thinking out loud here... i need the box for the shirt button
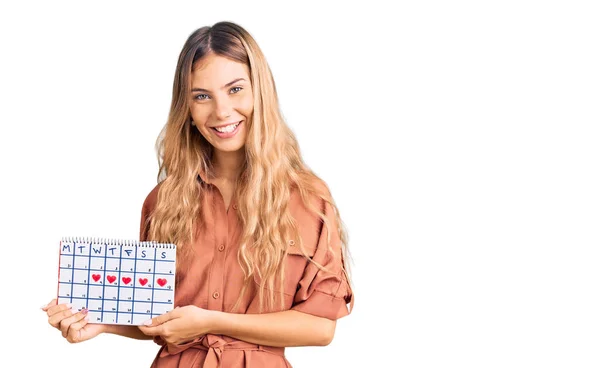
[218,244,225,252]
[232,204,238,210]
[212,291,220,299]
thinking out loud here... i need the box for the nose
[214,96,233,120]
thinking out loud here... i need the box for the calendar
[57,237,177,325]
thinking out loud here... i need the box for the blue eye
[195,94,209,100]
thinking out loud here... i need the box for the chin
[213,140,246,153]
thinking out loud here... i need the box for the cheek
[189,109,212,137]
[190,106,211,125]
[241,94,254,117]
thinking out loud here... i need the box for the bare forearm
[210,309,335,347]
[103,324,153,340]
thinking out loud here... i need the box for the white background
[1,1,599,367]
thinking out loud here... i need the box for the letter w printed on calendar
[57,237,177,325]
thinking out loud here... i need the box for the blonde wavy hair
[145,21,352,313]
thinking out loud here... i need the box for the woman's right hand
[42,299,105,343]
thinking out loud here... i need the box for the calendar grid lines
[131,242,138,323]
[57,238,176,325]
[115,244,123,323]
[85,241,92,311]
[58,266,174,275]
[58,281,175,292]
[101,242,108,322]
[73,256,175,262]
[151,248,157,317]
[69,244,75,305]
[58,295,173,304]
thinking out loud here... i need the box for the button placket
[207,188,228,312]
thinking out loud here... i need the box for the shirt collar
[197,165,248,185]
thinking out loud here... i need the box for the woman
[43,21,354,367]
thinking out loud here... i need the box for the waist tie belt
[158,334,285,368]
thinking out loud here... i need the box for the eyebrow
[191,78,246,93]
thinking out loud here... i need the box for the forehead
[191,54,250,86]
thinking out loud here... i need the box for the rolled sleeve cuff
[291,290,352,320]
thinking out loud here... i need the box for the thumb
[143,309,177,327]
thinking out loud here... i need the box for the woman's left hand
[139,305,219,345]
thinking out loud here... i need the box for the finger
[138,324,163,336]
[60,309,88,338]
[41,299,57,311]
[47,302,72,318]
[69,315,90,332]
[66,314,90,343]
[142,309,178,327]
[48,306,74,329]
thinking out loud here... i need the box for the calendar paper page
[57,238,176,325]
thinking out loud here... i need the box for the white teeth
[215,122,240,133]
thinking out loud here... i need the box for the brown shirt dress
[139,171,354,368]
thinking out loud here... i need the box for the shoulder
[288,177,332,231]
[139,181,163,241]
[141,181,163,214]
[289,176,332,211]
[286,176,342,258]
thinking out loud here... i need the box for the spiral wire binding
[60,236,176,249]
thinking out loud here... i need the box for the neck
[212,149,245,182]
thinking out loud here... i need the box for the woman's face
[189,53,253,154]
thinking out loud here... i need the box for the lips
[211,120,242,130]
[211,120,243,139]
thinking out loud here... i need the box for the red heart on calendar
[106,275,116,284]
[92,274,101,282]
[139,278,148,286]
[157,278,167,287]
[122,277,131,285]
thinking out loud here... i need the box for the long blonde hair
[145,21,352,312]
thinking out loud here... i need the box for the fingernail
[143,319,152,326]
[84,316,89,322]
[40,304,47,310]
[82,308,88,315]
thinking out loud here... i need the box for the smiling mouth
[211,121,242,133]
